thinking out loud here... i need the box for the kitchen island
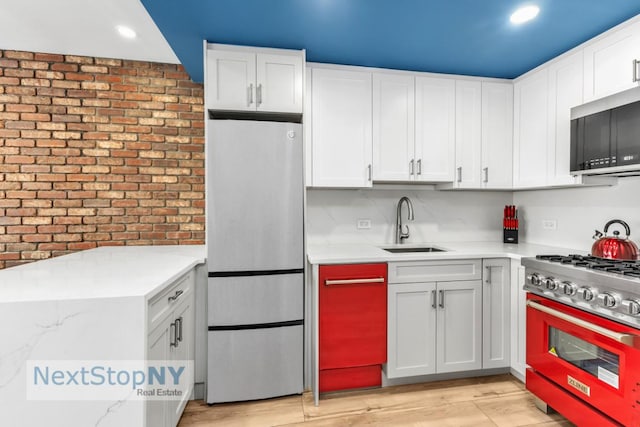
[306,240,583,405]
[0,245,206,427]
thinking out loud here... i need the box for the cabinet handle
[248,83,254,106]
[431,290,437,309]
[257,83,263,106]
[457,167,462,183]
[176,316,183,343]
[417,159,422,175]
[325,277,385,286]
[634,59,640,83]
[438,290,444,308]
[170,321,177,347]
[410,159,415,175]
[168,289,184,303]
[485,266,492,284]
[367,164,372,181]
[483,167,489,183]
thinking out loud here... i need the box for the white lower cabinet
[482,259,511,369]
[146,270,195,427]
[386,258,511,379]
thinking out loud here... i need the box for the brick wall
[0,50,205,269]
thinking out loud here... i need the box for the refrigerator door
[207,120,303,272]
[207,325,303,403]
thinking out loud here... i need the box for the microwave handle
[527,300,638,348]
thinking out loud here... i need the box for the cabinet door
[454,80,482,188]
[482,259,510,369]
[372,73,415,181]
[584,20,640,102]
[548,51,584,186]
[171,297,194,427]
[386,282,436,378]
[436,280,482,373]
[481,82,513,189]
[147,321,172,427]
[415,76,455,182]
[310,68,373,187]
[206,50,256,111]
[513,69,549,188]
[256,53,303,113]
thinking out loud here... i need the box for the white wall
[513,177,640,251]
[306,188,512,245]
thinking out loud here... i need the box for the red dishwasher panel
[319,263,387,392]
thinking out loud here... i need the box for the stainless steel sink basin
[382,247,446,253]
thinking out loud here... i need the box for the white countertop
[307,241,586,264]
[0,245,206,303]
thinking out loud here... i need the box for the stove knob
[597,292,617,308]
[544,278,560,291]
[621,300,640,316]
[527,273,544,286]
[562,281,577,296]
[577,287,595,301]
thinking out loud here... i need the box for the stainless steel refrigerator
[206,116,304,403]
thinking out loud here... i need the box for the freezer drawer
[208,273,303,326]
[207,325,303,403]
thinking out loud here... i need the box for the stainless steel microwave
[570,86,640,176]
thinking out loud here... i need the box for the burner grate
[536,254,640,278]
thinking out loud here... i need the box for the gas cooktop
[522,254,640,327]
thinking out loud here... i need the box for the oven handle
[527,300,639,348]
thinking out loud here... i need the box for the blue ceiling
[142,0,640,83]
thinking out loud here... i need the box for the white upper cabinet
[547,51,584,186]
[309,67,373,188]
[513,68,549,188]
[415,76,456,182]
[206,45,303,113]
[583,20,640,102]
[372,73,416,181]
[481,82,513,189]
[453,80,482,188]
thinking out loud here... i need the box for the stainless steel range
[523,254,640,327]
[522,254,640,427]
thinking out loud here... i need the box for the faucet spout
[395,196,414,244]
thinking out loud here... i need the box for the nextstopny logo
[27,360,193,401]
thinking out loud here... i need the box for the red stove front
[526,293,640,427]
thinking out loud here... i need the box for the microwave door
[612,102,640,168]
[583,110,612,170]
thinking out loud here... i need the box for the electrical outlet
[356,219,371,230]
[542,220,557,230]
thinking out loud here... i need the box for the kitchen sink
[382,247,447,253]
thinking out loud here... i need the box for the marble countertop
[0,245,206,303]
[307,241,586,264]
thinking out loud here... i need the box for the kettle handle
[603,219,631,238]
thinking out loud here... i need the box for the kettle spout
[593,230,603,240]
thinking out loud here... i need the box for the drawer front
[148,270,194,331]
[319,263,387,370]
[208,273,303,326]
[388,259,481,283]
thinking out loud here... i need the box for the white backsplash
[306,188,513,245]
[513,177,640,251]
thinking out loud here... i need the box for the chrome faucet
[395,196,414,244]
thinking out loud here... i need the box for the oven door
[526,293,640,427]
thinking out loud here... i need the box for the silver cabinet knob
[597,292,617,308]
[621,299,640,315]
[562,281,577,296]
[577,287,595,301]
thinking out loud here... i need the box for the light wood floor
[178,374,573,426]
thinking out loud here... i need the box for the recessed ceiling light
[510,5,540,24]
[116,25,137,39]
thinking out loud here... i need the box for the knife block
[503,229,518,244]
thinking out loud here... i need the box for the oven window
[548,326,619,389]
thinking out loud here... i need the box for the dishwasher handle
[324,277,385,286]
